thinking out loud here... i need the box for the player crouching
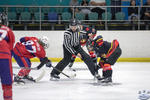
[12,36,52,84]
[92,35,122,83]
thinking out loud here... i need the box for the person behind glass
[140,0,150,24]
[69,0,80,14]
[90,0,106,21]
[0,13,15,100]
[50,19,98,79]
[111,0,121,19]
[80,0,91,19]
[128,0,138,23]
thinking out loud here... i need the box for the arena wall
[14,31,150,62]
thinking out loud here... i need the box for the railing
[0,5,150,30]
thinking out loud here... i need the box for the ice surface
[0,62,150,100]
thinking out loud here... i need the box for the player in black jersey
[92,35,122,83]
[50,19,98,79]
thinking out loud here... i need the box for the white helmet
[39,36,49,49]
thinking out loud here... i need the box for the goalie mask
[39,36,49,49]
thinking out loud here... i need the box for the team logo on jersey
[138,90,150,100]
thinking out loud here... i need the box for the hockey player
[92,35,122,83]
[0,13,15,100]
[50,19,98,79]
[12,36,52,83]
[68,26,98,72]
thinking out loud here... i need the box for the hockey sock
[18,69,31,77]
[2,84,12,100]
[102,64,112,78]
[102,70,112,78]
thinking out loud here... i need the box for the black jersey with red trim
[94,41,111,57]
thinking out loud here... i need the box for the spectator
[140,0,150,24]
[80,0,91,19]
[90,0,106,21]
[80,0,91,15]
[69,0,80,15]
[128,0,138,23]
[111,0,121,19]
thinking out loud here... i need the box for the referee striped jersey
[63,29,80,55]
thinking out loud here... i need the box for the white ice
[0,62,150,100]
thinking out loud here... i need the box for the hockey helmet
[39,36,49,49]
[69,19,78,26]
[92,35,103,47]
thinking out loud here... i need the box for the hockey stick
[13,66,39,70]
[13,66,38,70]
[51,66,76,79]
[13,69,45,84]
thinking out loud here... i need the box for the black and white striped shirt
[63,29,80,55]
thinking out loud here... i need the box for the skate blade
[13,82,25,86]
[50,77,60,81]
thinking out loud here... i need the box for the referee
[50,19,98,79]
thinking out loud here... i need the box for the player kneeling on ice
[12,36,52,84]
[92,35,122,83]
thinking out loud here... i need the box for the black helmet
[69,19,78,26]
[0,12,8,26]
[92,35,103,47]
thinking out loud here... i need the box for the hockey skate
[50,73,60,80]
[94,73,101,80]
[68,62,76,72]
[96,77,113,86]
[23,75,35,82]
[14,75,25,84]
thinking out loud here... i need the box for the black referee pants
[51,45,96,76]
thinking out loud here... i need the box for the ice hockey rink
[0,62,150,100]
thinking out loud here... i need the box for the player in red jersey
[0,12,15,100]
[12,36,52,83]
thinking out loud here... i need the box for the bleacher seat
[55,7,64,14]
[34,12,45,21]
[75,12,85,20]
[16,7,24,14]
[20,12,31,21]
[102,12,112,20]
[115,12,125,20]
[61,12,71,20]
[42,7,51,14]
[48,12,58,22]
[8,7,16,12]
[8,12,17,20]
[29,7,39,14]
[88,12,98,20]
[0,7,5,13]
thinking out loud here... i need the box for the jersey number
[22,40,36,53]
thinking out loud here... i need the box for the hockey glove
[46,60,52,68]
[37,57,49,70]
